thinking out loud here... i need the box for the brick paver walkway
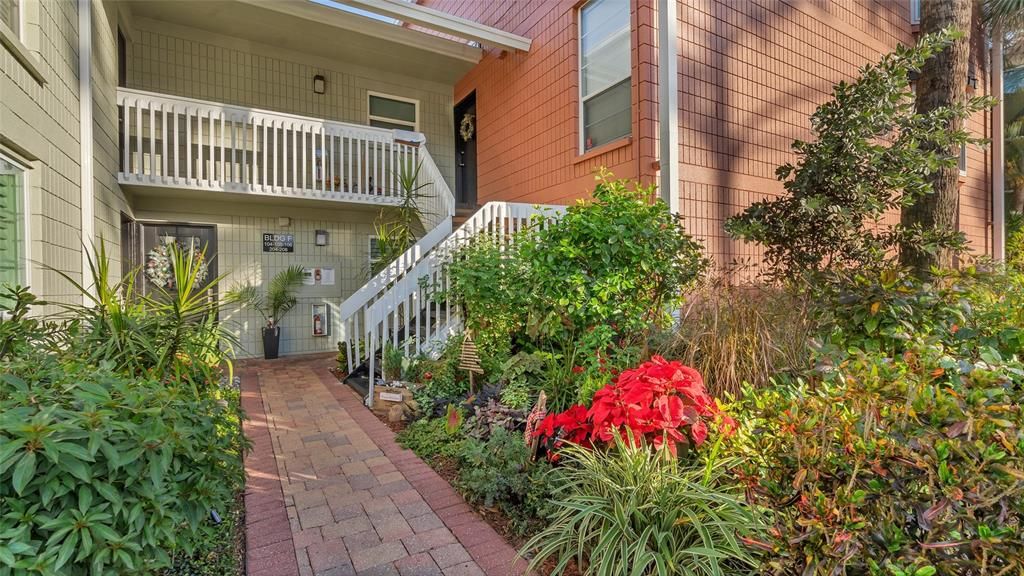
[240,354,528,576]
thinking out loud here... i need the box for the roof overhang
[119,0,502,84]
[235,0,488,63]
[336,0,532,52]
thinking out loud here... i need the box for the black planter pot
[262,326,280,360]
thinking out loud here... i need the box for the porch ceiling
[120,0,481,83]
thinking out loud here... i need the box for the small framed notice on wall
[311,304,329,337]
[302,267,335,286]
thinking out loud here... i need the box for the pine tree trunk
[899,0,972,272]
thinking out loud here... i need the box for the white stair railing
[116,88,453,226]
[339,202,565,406]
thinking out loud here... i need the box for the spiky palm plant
[230,265,305,328]
[51,240,240,393]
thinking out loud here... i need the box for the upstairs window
[368,93,419,132]
[368,235,382,270]
[0,154,27,290]
[579,0,631,152]
[910,0,921,24]
[0,0,20,39]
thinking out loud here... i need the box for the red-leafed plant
[536,356,732,457]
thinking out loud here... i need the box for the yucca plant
[52,241,240,391]
[522,433,766,576]
[370,160,432,276]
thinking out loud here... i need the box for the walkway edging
[241,366,301,576]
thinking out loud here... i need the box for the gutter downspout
[992,25,1005,262]
[657,0,680,213]
[79,0,95,299]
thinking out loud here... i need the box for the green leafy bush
[457,429,554,535]
[0,354,244,574]
[1007,211,1024,271]
[520,171,707,342]
[523,433,765,575]
[163,492,243,576]
[733,341,1024,575]
[395,417,465,463]
[446,234,531,364]
[725,32,989,278]
[820,268,1024,358]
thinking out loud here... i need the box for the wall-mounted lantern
[313,74,326,95]
[315,229,328,246]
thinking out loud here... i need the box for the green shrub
[820,268,1024,359]
[0,354,245,574]
[457,429,554,535]
[725,32,988,278]
[446,234,530,363]
[520,171,707,342]
[1007,211,1024,271]
[162,491,243,576]
[395,417,465,463]
[411,336,469,411]
[733,341,1024,575]
[523,434,765,576]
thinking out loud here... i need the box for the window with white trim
[959,143,967,176]
[368,93,419,131]
[910,0,920,24]
[0,154,27,290]
[579,0,631,152]
[0,0,20,39]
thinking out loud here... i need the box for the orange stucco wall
[423,0,994,267]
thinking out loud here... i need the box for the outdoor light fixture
[278,217,291,227]
[967,72,978,90]
[315,229,328,246]
[313,74,326,95]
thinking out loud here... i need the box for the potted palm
[231,265,305,359]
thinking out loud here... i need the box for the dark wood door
[454,92,477,208]
[140,222,218,296]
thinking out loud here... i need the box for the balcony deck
[117,88,453,226]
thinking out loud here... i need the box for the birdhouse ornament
[459,331,484,393]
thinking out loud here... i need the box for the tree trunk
[900,0,972,273]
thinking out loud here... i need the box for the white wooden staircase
[337,201,565,405]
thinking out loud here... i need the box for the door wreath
[460,112,475,142]
[145,238,209,289]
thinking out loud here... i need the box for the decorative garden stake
[524,391,547,461]
[459,331,483,394]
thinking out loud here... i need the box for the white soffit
[236,0,484,62]
[335,0,532,52]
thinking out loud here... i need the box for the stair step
[453,205,480,227]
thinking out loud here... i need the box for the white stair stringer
[336,201,565,406]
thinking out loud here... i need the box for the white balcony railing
[117,88,454,227]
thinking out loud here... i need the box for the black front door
[140,223,218,296]
[454,92,477,208]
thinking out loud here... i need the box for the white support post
[993,26,1006,262]
[78,0,95,301]
[657,0,680,214]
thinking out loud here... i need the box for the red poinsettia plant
[535,356,734,458]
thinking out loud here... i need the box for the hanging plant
[460,112,475,142]
[145,239,209,289]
